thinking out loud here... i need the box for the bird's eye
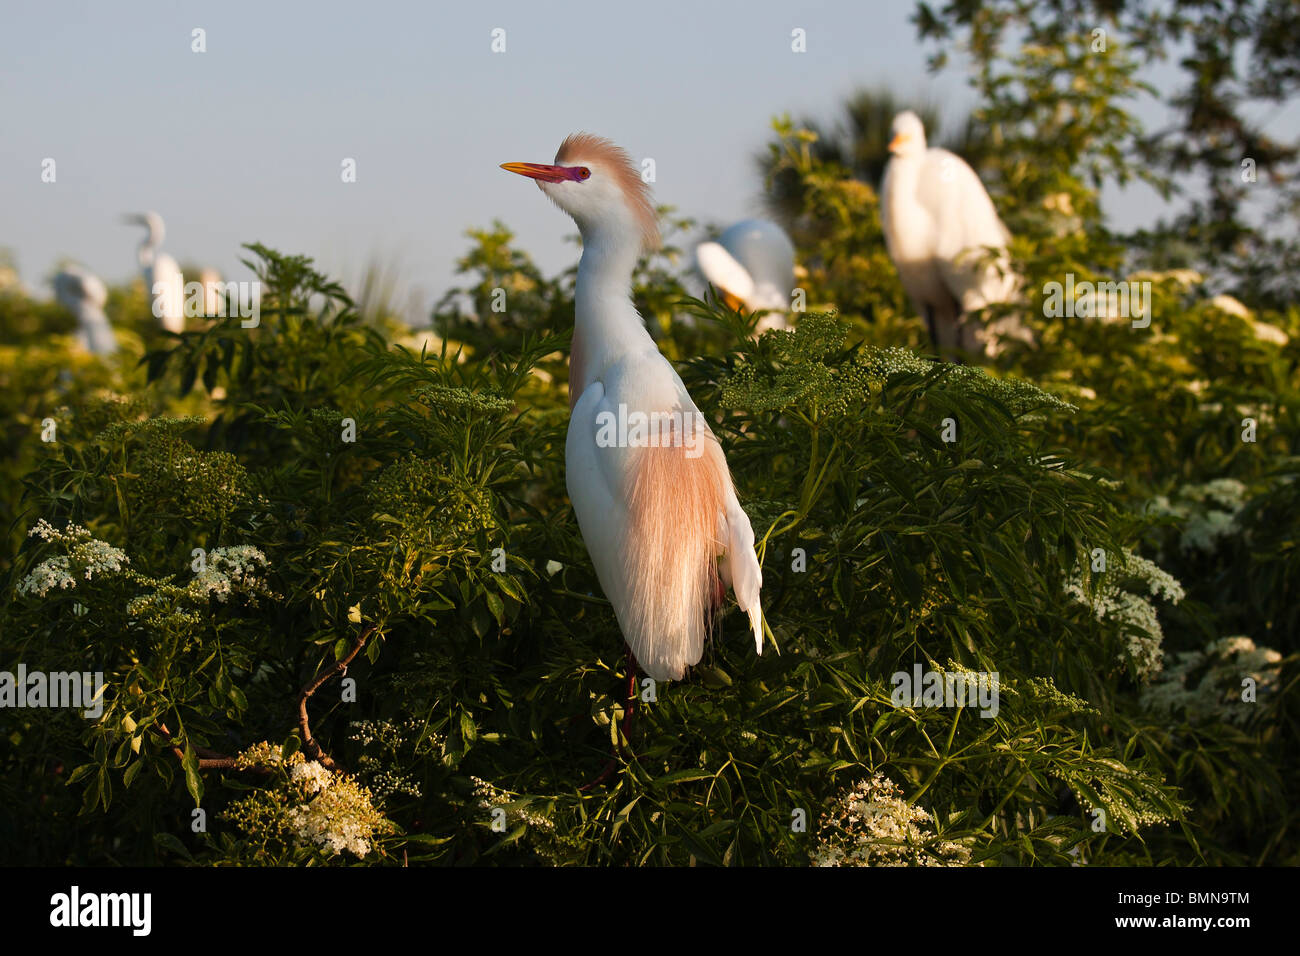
[578,167,591,180]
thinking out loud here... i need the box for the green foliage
[1,241,1267,867]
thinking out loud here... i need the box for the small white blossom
[813,772,975,867]
[1209,294,1251,320]
[187,545,271,603]
[1142,636,1282,725]
[227,743,393,859]
[1251,321,1289,346]
[17,520,129,598]
[289,759,333,796]
[1147,479,1247,554]
[1063,548,1183,679]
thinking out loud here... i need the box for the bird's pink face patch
[500,162,591,184]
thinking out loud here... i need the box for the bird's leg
[578,648,640,792]
[924,305,939,350]
[953,310,974,365]
[579,757,618,792]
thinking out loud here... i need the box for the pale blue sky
[1,1,1294,320]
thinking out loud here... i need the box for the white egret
[123,212,185,334]
[502,134,764,687]
[696,219,796,333]
[53,264,118,356]
[881,111,1025,355]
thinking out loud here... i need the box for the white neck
[573,225,653,391]
[884,155,933,255]
[138,238,156,269]
[886,152,923,193]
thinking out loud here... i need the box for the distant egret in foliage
[123,212,184,334]
[53,264,117,356]
[696,219,796,333]
[502,134,765,690]
[881,111,1026,355]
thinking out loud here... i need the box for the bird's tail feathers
[620,432,729,682]
[721,499,764,654]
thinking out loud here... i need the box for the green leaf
[123,760,144,790]
[153,832,194,861]
[181,743,204,807]
[485,592,505,627]
[66,762,97,786]
[652,769,715,789]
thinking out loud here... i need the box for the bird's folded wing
[923,151,1016,311]
[567,365,765,680]
[696,241,755,303]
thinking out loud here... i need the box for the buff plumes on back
[617,430,732,682]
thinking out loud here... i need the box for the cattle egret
[502,134,765,685]
[123,212,184,334]
[696,219,796,333]
[53,264,118,356]
[881,111,1024,355]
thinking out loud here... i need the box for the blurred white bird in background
[53,264,117,356]
[881,110,1028,356]
[123,211,185,334]
[502,134,765,690]
[696,218,797,333]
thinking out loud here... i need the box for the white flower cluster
[812,772,974,867]
[347,717,425,749]
[347,718,434,800]
[188,545,271,603]
[1147,478,1248,553]
[285,797,373,857]
[1251,321,1290,346]
[1119,551,1185,603]
[1207,294,1290,344]
[17,519,129,598]
[471,776,555,833]
[1142,635,1282,725]
[233,741,286,769]
[1129,268,1203,287]
[1063,548,1184,679]
[289,759,333,795]
[228,743,394,859]
[1209,294,1250,319]
[284,758,390,858]
[364,768,423,801]
[18,557,77,597]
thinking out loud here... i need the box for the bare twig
[147,625,375,777]
[152,722,265,773]
[298,626,375,771]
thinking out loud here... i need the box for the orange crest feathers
[556,132,661,253]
